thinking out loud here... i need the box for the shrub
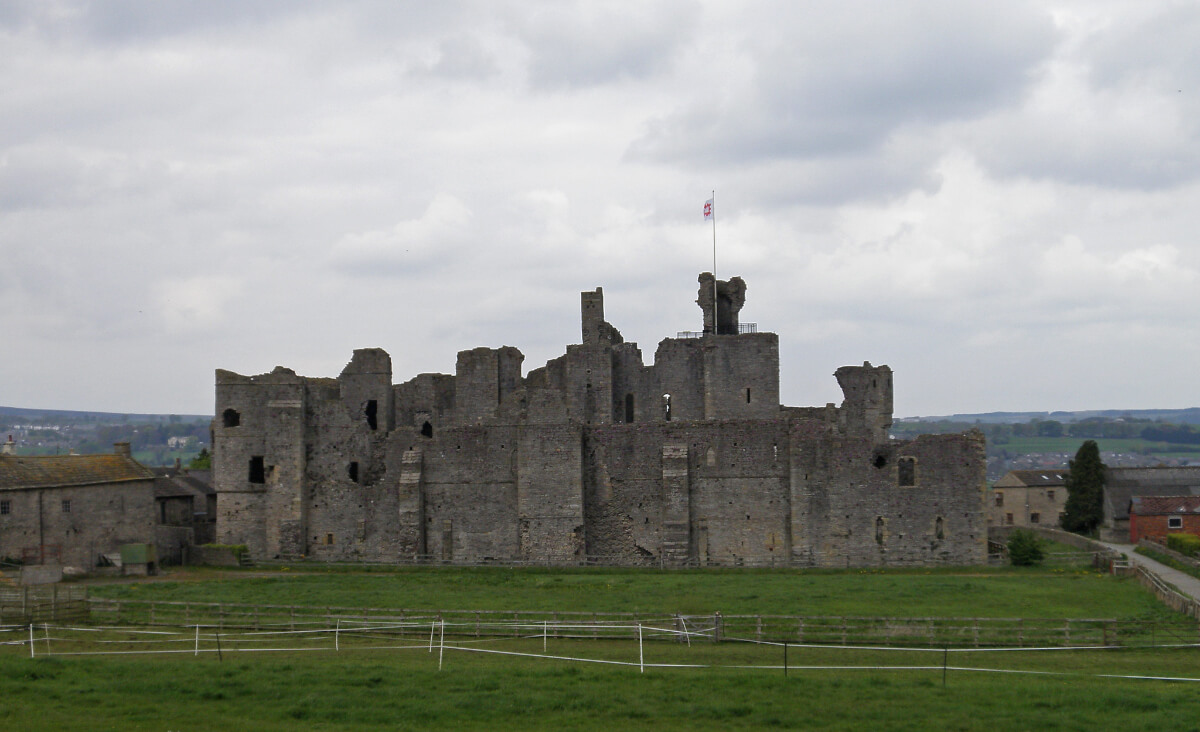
[1008,529,1045,566]
[1166,533,1200,558]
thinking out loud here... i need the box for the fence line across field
[5,620,1200,686]
[86,598,1200,648]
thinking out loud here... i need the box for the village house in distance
[212,274,988,567]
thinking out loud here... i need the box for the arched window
[662,394,672,422]
[420,422,433,438]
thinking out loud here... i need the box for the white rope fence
[3,618,1198,684]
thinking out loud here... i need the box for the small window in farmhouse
[365,400,378,431]
[995,492,1003,507]
[1047,490,1055,501]
[421,421,433,438]
[348,462,360,484]
[223,408,240,427]
[1005,513,1014,525]
[897,457,916,487]
[61,499,71,514]
[1,500,10,515]
[1168,516,1183,530]
[249,456,266,484]
[624,393,635,423]
[1030,512,1040,524]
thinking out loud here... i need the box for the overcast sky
[3,1,1199,418]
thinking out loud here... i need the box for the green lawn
[86,565,1180,621]
[2,642,1199,731]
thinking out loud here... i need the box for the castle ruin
[212,274,987,566]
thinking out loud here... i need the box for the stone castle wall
[212,274,986,567]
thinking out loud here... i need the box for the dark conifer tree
[1062,440,1105,534]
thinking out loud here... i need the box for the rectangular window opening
[61,499,71,514]
[897,457,916,487]
[1168,516,1183,529]
[995,493,1003,507]
[249,456,266,484]
[1030,512,1040,524]
[0,500,10,515]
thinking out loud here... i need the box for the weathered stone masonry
[213,274,987,566]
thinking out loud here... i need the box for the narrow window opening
[995,492,1004,506]
[624,393,635,423]
[872,451,887,469]
[365,400,378,431]
[0,500,9,515]
[421,421,433,438]
[249,456,265,484]
[875,517,885,544]
[662,394,672,422]
[1047,490,1055,501]
[326,533,335,545]
[898,457,916,487]
[62,499,71,514]
[222,408,240,427]
[1005,513,1014,525]
[348,462,359,483]
[935,516,945,540]
[745,387,751,404]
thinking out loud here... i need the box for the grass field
[3,638,1200,731]
[86,565,1183,621]
[4,565,1191,729]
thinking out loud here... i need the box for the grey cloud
[629,2,1055,171]
[509,0,699,89]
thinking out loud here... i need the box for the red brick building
[1128,495,1200,544]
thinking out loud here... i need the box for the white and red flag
[703,197,714,222]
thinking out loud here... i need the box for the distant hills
[897,408,1200,425]
[0,406,211,424]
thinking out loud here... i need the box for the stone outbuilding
[989,470,1067,528]
[0,443,157,569]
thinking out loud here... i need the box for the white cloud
[4,0,1200,417]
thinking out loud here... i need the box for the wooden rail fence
[86,599,1199,648]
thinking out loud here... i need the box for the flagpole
[711,190,717,334]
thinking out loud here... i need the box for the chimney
[114,442,132,458]
[1,435,14,455]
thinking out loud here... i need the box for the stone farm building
[213,274,987,567]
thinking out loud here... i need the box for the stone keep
[213,274,987,566]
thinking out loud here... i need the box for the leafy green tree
[1061,440,1105,535]
[1007,529,1045,566]
[188,448,212,470]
